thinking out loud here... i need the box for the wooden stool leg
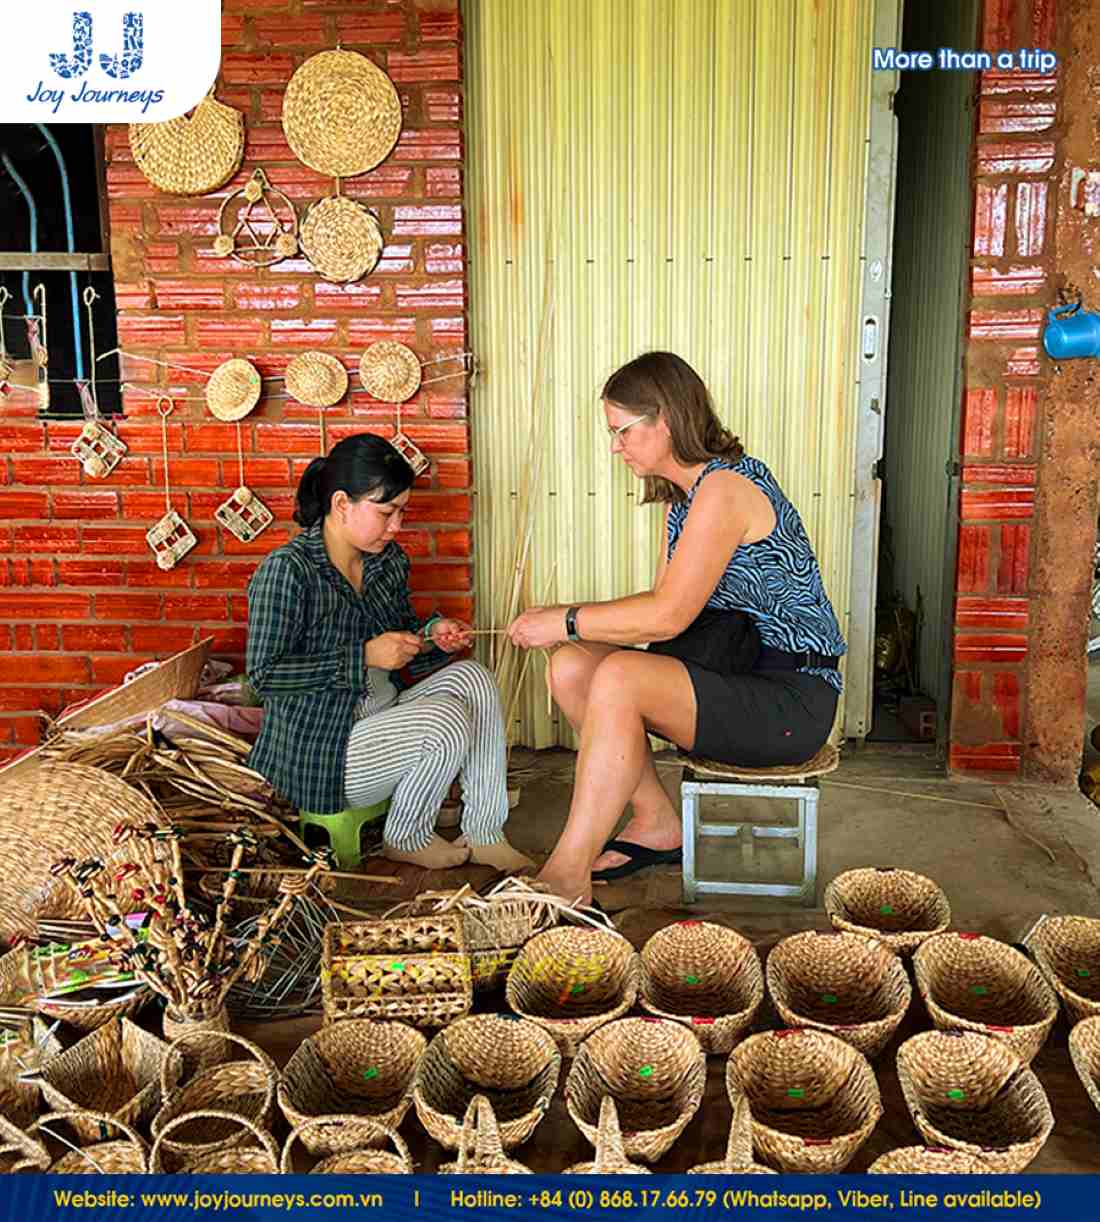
[799,788,819,907]
[681,780,699,903]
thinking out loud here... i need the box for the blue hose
[0,154,37,317]
[35,124,84,380]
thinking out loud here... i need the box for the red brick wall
[0,0,470,763]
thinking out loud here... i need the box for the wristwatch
[565,606,582,642]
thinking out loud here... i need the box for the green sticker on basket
[970,984,989,996]
[638,1065,654,1078]
[880,904,895,915]
[685,975,701,985]
[388,961,405,972]
[67,970,89,985]
[947,1089,966,1101]
[787,1088,806,1099]
[1078,968,1091,978]
[570,984,585,995]
[821,994,838,1005]
[362,1067,379,1080]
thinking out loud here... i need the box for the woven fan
[130,89,245,195]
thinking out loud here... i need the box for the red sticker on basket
[691,1017,715,1025]
[986,1024,1014,1033]
[803,1137,833,1146]
[678,920,703,927]
[958,932,981,941]
[774,1029,801,1039]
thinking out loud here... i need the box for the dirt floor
[236,742,1100,1174]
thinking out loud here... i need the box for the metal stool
[679,744,838,906]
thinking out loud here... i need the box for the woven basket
[725,1029,883,1173]
[150,1030,278,1170]
[130,91,245,195]
[688,1091,778,1175]
[896,1030,1053,1173]
[506,927,640,1057]
[413,1014,560,1151]
[913,933,1057,1063]
[282,49,402,178]
[868,1146,992,1174]
[301,196,384,283]
[1028,915,1100,1024]
[564,1095,652,1174]
[1068,1015,1100,1115]
[766,931,911,1058]
[205,358,263,422]
[322,915,472,1029]
[824,867,951,953]
[281,1115,412,1174]
[0,945,149,1034]
[151,1109,279,1174]
[162,1005,231,1076]
[639,920,764,1054]
[360,342,422,403]
[38,1017,179,1144]
[439,1095,532,1175]
[565,1017,706,1164]
[278,1019,426,1155]
[285,352,349,408]
[0,1021,58,1173]
[36,1111,148,1174]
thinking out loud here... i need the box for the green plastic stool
[298,798,390,869]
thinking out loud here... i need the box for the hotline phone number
[525,1188,751,1210]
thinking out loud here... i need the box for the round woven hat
[360,342,422,403]
[301,196,384,283]
[205,358,262,422]
[285,352,349,408]
[283,49,402,178]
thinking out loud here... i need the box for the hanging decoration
[285,351,348,408]
[299,187,384,283]
[146,396,197,571]
[70,286,128,479]
[215,422,273,544]
[205,357,263,422]
[213,169,299,267]
[129,88,246,196]
[359,341,422,403]
[0,285,49,411]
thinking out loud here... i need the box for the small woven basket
[565,1017,706,1164]
[913,933,1058,1063]
[1027,915,1100,1024]
[438,1095,532,1175]
[278,1019,426,1155]
[766,931,912,1058]
[639,920,764,1055]
[130,91,245,195]
[824,867,951,953]
[360,342,422,403]
[506,927,640,1057]
[162,1004,232,1076]
[301,196,384,283]
[38,1016,179,1144]
[868,1146,992,1174]
[725,1029,883,1174]
[896,1030,1053,1173]
[205,358,263,422]
[150,1030,278,1171]
[0,1023,58,1173]
[688,1091,778,1175]
[151,1110,280,1174]
[413,1014,560,1151]
[37,1111,147,1174]
[281,1115,413,1174]
[285,352,349,408]
[1068,1015,1100,1115]
[564,1096,651,1174]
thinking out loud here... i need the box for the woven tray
[824,867,951,953]
[639,920,764,1054]
[151,1109,279,1174]
[564,1096,651,1175]
[896,1030,1053,1173]
[1027,915,1100,1024]
[725,1029,882,1173]
[868,1146,992,1174]
[281,1115,413,1174]
[913,933,1057,1063]
[766,931,911,1058]
[0,944,149,1034]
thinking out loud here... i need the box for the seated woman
[507,352,845,904]
[247,432,534,873]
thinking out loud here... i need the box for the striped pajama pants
[343,659,511,853]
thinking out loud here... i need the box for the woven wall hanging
[70,287,128,478]
[146,397,197,570]
[213,169,300,266]
[130,88,245,196]
[300,190,384,283]
[215,422,273,544]
[206,358,262,422]
[359,341,422,403]
[285,351,348,408]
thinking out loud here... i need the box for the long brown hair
[601,351,743,504]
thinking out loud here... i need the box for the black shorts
[682,664,839,767]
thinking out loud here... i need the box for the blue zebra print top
[666,456,847,692]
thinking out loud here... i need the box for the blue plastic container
[1043,301,1100,359]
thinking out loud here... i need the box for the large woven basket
[565,1017,706,1164]
[130,91,245,195]
[725,1029,883,1173]
[1068,1015,1100,1115]
[278,1019,426,1156]
[1027,915,1100,1024]
[564,1096,651,1174]
[38,1017,179,1144]
[301,196,384,284]
[439,1095,532,1175]
[766,931,911,1058]
[506,927,640,1057]
[36,1111,148,1174]
[151,1110,279,1174]
[896,1030,1053,1173]
[639,920,764,1055]
[913,933,1057,1063]
[868,1146,992,1174]
[688,1091,777,1174]
[150,1030,278,1170]
[824,867,951,953]
[413,1014,560,1151]
[281,1115,413,1174]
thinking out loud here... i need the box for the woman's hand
[431,619,474,653]
[507,606,568,650]
[364,631,422,670]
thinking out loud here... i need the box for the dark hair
[602,351,743,505]
[293,433,416,528]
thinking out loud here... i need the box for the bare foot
[384,834,471,870]
[592,809,682,874]
[457,837,537,874]
[535,866,592,907]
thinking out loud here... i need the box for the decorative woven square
[146,510,197,570]
[71,421,127,480]
[215,485,273,543]
[391,431,430,477]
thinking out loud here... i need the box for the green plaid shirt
[245,526,447,813]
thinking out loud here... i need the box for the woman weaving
[247,433,533,873]
[507,352,845,904]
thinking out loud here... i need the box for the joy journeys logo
[6,0,220,122]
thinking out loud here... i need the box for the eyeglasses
[606,413,649,442]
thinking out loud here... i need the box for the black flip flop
[591,839,683,882]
